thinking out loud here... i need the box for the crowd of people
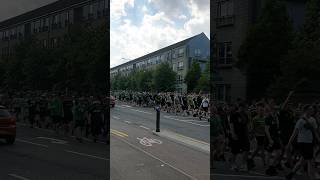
[0,91,109,144]
[212,91,320,180]
[113,91,210,121]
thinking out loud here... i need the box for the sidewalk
[153,129,210,154]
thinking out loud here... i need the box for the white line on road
[212,173,284,179]
[124,121,131,124]
[112,116,120,119]
[139,125,150,130]
[16,139,48,148]
[8,174,30,180]
[112,135,197,180]
[130,109,152,115]
[164,116,210,127]
[65,150,108,161]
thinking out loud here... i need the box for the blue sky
[110,0,210,68]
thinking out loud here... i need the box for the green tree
[237,0,293,100]
[185,61,201,92]
[269,0,320,98]
[196,60,210,92]
[153,63,177,92]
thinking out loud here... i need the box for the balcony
[216,15,235,27]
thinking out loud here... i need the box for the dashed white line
[8,174,30,180]
[16,139,48,148]
[130,109,152,115]
[65,150,108,161]
[124,121,131,124]
[212,173,284,179]
[139,125,150,130]
[112,116,120,119]
[164,116,210,127]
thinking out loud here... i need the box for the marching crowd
[113,91,210,121]
[212,91,320,180]
[0,91,109,144]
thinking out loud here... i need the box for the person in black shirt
[89,100,104,143]
[229,103,250,171]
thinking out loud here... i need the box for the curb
[152,130,210,154]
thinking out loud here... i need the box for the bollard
[156,106,160,132]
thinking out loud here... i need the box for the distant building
[0,0,108,59]
[110,33,210,93]
[212,0,306,102]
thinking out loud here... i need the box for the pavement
[110,101,210,180]
[0,123,108,180]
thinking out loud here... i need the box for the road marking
[139,125,150,130]
[121,105,132,108]
[111,129,128,137]
[8,174,30,180]
[137,137,162,146]
[173,133,209,146]
[164,116,210,127]
[16,139,48,148]
[112,135,197,180]
[212,173,284,179]
[130,109,152,114]
[124,121,131,124]
[65,150,108,161]
[36,137,68,144]
[112,116,120,119]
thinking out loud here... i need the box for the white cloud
[110,0,210,68]
[110,0,134,21]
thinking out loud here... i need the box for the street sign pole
[156,106,160,132]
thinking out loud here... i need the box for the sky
[110,0,210,68]
[0,0,58,22]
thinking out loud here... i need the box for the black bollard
[156,106,160,132]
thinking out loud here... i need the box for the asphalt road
[0,123,109,180]
[111,101,210,143]
[110,102,210,180]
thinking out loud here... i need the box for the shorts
[167,102,171,107]
[298,143,314,160]
[230,138,250,154]
[256,136,265,146]
[202,107,208,112]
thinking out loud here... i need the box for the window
[43,39,48,48]
[88,4,94,19]
[177,75,183,84]
[0,31,2,40]
[177,62,184,70]
[217,0,234,17]
[83,5,89,20]
[218,42,232,65]
[172,50,177,59]
[178,48,184,57]
[172,63,176,71]
[216,0,234,27]
[161,54,165,62]
[195,49,201,56]
[167,52,171,60]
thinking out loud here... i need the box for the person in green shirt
[73,99,85,142]
[49,94,64,133]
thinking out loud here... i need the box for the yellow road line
[111,131,125,138]
[111,129,128,137]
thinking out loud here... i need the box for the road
[110,101,210,180]
[0,123,108,180]
[111,101,210,143]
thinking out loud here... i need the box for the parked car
[0,106,16,144]
[110,95,115,108]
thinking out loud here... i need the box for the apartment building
[212,0,306,102]
[0,0,108,59]
[110,33,210,93]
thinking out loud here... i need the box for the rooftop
[111,32,207,70]
[0,0,90,30]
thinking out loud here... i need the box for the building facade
[111,33,210,93]
[0,0,108,60]
[212,0,306,102]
